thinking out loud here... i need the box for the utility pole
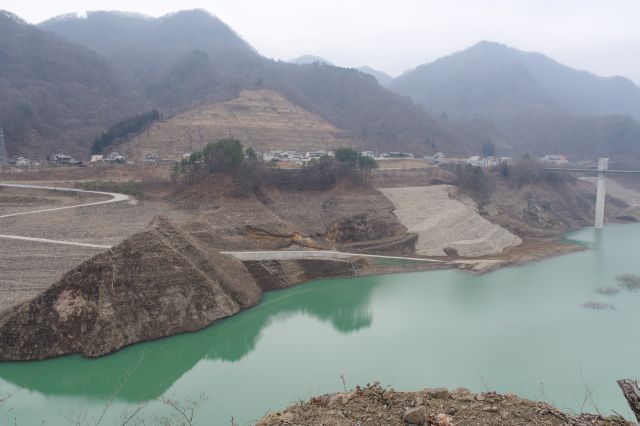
[0,127,6,171]
[594,158,608,229]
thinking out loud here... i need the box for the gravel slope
[378,186,521,257]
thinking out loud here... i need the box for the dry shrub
[616,274,640,292]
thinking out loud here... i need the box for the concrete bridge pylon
[595,158,608,229]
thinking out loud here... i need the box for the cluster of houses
[375,151,415,160]
[540,154,569,165]
[261,150,334,163]
[3,146,578,172]
[424,152,512,167]
[89,152,127,164]
[259,150,417,164]
[11,153,125,168]
[461,155,513,167]
[422,152,576,167]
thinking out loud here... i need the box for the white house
[105,152,126,163]
[15,157,30,167]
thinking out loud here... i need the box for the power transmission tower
[0,127,6,168]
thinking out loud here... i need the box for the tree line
[90,110,161,155]
[171,140,378,191]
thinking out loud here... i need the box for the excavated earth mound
[258,383,632,426]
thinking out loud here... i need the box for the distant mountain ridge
[391,41,640,119]
[2,11,640,162]
[389,41,640,161]
[288,55,334,66]
[0,9,455,158]
[357,66,393,86]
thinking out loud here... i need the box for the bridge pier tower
[595,158,608,229]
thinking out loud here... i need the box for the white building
[541,154,568,165]
[105,152,126,163]
[15,157,30,167]
[305,151,328,160]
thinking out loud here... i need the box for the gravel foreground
[257,383,632,426]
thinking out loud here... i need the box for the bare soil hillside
[118,89,362,161]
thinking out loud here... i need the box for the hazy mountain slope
[357,66,393,86]
[505,111,640,161]
[391,41,640,119]
[389,41,640,159]
[41,10,263,113]
[39,9,459,156]
[288,55,334,66]
[0,11,133,157]
[260,61,455,154]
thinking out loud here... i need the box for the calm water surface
[1,224,639,424]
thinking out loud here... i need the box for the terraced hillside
[118,89,362,160]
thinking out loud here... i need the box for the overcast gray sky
[4,0,640,83]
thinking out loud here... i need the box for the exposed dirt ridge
[257,383,633,426]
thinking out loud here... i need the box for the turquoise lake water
[1,223,639,424]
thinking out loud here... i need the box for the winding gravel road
[0,182,130,248]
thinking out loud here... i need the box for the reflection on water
[0,274,377,402]
[1,224,640,425]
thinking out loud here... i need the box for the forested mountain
[32,10,455,157]
[389,41,640,161]
[0,11,135,156]
[3,10,639,161]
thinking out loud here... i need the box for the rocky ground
[477,172,640,239]
[0,184,191,311]
[0,239,104,312]
[379,185,522,257]
[257,383,633,426]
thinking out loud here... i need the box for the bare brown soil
[257,383,631,426]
